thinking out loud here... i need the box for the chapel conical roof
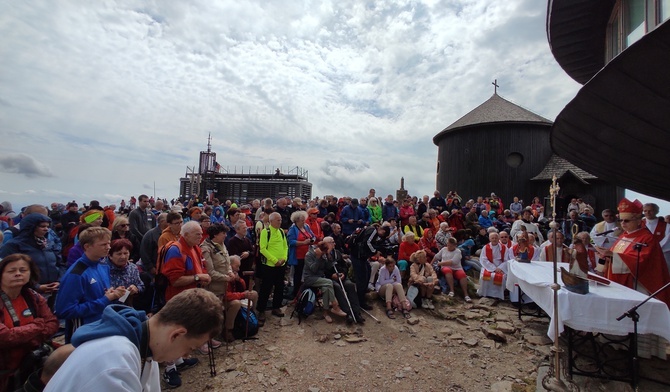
[433,93,552,144]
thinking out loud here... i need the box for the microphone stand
[616,281,670,389]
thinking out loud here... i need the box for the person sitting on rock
[376,257,411,319]
[322,236,365,324]
[434,237,471,302]
[408,250,438,309]
[397,232,420,282]
[302,241,348,323]
[435,222,453,250]
[225,255,259,339]
[419,228,439,261]
[402,215,423,239]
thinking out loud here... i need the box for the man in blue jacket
[340,199,366,236]
[55,226,126,342]
[382,194,398,222]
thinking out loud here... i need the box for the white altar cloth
[506,260,670,342]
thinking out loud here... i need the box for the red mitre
[617,198,643,215]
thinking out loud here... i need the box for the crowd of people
[1,188,670,390]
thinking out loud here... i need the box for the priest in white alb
[642,203,670,272]
[477,232,509,300]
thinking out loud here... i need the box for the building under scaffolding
[178,140,312,203]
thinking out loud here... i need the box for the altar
[506,260,670,342]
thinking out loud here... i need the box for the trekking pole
[207,340,216,376]
[331,262,357,324]
[242,271,258,341]
[361,308,381,323]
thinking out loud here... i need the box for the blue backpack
[291,288,316,324]
[233,307,258,339]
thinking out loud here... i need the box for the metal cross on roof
[492,79,499,94]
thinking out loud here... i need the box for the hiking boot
[176,357,198,371]
[162,368,182,389]
[257,311,266,326]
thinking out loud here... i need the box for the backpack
[153,240,182,312]
[291,288,316,324]
[233,306,259,339]
[392,293,412,312]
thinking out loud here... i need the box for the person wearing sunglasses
[595,198,670,309]
[111,217,140,262]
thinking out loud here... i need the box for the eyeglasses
[171,221,183,225]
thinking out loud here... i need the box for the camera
[25,343,54,369]
[378,243,399,258]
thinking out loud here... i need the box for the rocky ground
[180,291,670,392]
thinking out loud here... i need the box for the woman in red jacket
[1,254,59,391]
[397,232,420,282]
[419,229,439,261]
[398,198,416,228]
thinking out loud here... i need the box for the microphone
[595,229,616,237]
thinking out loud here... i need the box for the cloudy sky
[1,0,665,211]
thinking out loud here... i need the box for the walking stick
[331,261,357,324]
[361,307,381,323]
[207,340,216,376]
[242,271,258,341]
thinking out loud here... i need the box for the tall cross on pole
[541,175,578,392]
[492,79,499,94]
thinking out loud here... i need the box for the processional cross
[542,175,579,391]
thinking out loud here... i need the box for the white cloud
[0,153,54,178]
[0,0,594,207]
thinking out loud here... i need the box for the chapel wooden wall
[435,123,552,207]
